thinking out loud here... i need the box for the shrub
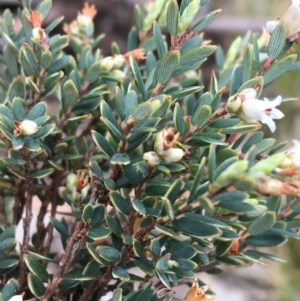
[0,0,300,300]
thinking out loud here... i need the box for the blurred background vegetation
[0,0,299,300]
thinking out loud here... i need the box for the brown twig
[42,220,87,301]
[19,149,33,291]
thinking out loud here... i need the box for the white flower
[227,89,284,132]
[267,0,300,43]
[240,96,284,132]
[284,139,300,167]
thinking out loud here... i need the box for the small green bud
[20,119,39,136]
[143,151,161,167]
[66,173,77,190]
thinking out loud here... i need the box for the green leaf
[112,266,130,281]
[175,46,216,75]
[255,138,275,155]
[88,159,104,182]
[45,16,64,34]
[187,132,226,147]
[167,0,179,36]
[150,238,161,258]
[133,258,154,276]
[112,288,123,301]
[0,258,19,270]
[111,153,130,166]
[177,258,197,271]
[83,204,94,224]
[8,76,26,102]
[86,62,102,83]
[62,274,94,281]
[263,54,296,86]
[172,216,221,239]
[242,44,253,83]
[63,79,78,109]
[188,157,206,203]
[191,104,211,128]
[50,216,69,237]
[48,55,71,73]
[0,281,17,301]
[155,50,180,85]
[24,254,49,282]
[242,132,263,153]
[248,212,276,235]
[179,0,200,34]
[97,246,121,261]
[105,215,123,237]
[132,198,147,216]
[89,204,105,228]
[110,192,131,215]
[12,97,26,121]
[246,231,287,247]
[19,44,39,76]
[0,238,16,252]
[24,137,41,152]
[192,9,222,32]
[133,239,144,257]
[153,21,166,59]
[123,164,142,186]
[41,50,53,69]
[87,227,111,240]
[169,86,203,99]
[36,0,52,21]
[130,56,147,100]
[210,118,241,128]
[91,130,116,157]
[100,100,122,134]
[267,23,287,59]
[4,43,19,77]
[32,168,54,179]
[173,103,185,136]
[156,257,169,272]
[28,273,46,298]
[215,191,254,213]
[100,117,123,142]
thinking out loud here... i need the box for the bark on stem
[19,154,33,291]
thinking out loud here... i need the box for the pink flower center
[265,107,272,115]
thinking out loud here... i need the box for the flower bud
[111,69,126,81]
[143,151,161,166]
[112,55,126,69]
[162,148,184,163]
[267,1,300,43]
[101,57,114,73]
[20,119,39,136]
[66,173,77,190]
[227,95,242,113]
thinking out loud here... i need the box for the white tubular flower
[267,0,300,43]
[284,139,300,167]
[227,89,284,132]
[240,96,284,132]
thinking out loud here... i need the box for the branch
[42,221,87,301]
[18,149,34,291]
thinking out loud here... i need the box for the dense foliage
[0,0,300,300]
